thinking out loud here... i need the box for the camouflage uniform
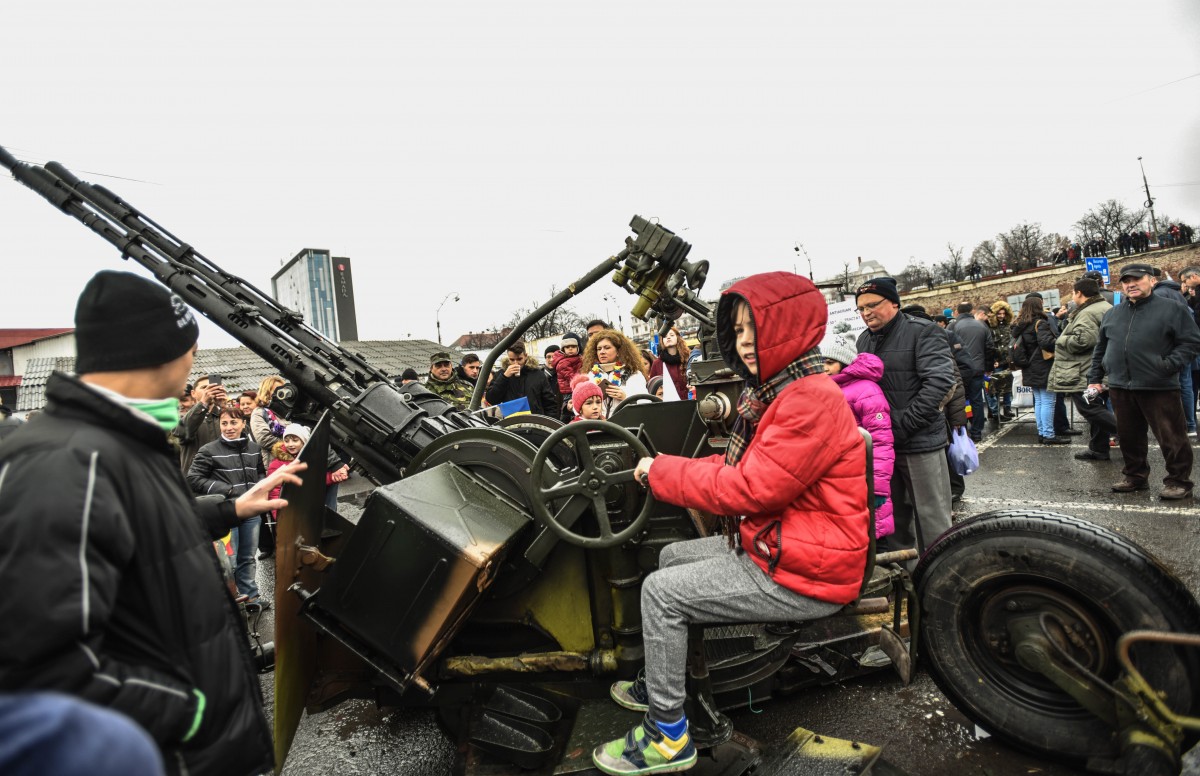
[988,301,1015,415]
[426,374,472,409]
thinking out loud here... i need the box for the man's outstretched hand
[236,461,307,519]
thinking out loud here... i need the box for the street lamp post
[1138,156,1159,241]
[436,291,459,345]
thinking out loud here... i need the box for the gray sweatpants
[886,449,953,570]
[640,535,842,721]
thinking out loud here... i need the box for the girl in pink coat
[821,338,895,538]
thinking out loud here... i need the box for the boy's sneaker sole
[592,751,697,775]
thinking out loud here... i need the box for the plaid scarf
[718,346,827,546]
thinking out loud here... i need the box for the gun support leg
[683,625,733,751]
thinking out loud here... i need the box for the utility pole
[794,243,814,280]
[1138,156,1159,239]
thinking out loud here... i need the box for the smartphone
[207,373,224,386]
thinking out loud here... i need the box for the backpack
[1009,325,1032,369]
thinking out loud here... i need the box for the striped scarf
[718,347,827,545]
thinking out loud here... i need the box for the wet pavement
[256,407,1199,775]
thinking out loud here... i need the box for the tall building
[271,249,359,342]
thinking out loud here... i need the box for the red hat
[571,378,604,414]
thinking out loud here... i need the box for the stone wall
[899,244,1200,312]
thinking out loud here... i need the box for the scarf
[589,362,627,385]
[718,346,826,546]
[660,348,681,366]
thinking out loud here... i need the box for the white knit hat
[282,423,311,445]
[820,338,858,367]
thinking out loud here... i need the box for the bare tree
[970,240,1001,275]
[1074,199,1148,247]
[894,260,931,292]
[937,243,966,283]
[503,286,589,341]
[997,222,1050,271]
[838,261,855,294]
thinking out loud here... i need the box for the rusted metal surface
[442,650,610,677]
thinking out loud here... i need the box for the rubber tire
[914,509,1200,765]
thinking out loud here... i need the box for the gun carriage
[3,146,1198,775]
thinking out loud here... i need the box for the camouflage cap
[430,351,453,365]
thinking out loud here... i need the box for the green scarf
[128,398,182,433]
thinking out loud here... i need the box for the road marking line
[961,496,1198,516]
[975,418,1021,453]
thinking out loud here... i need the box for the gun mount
[5,146,1198,776]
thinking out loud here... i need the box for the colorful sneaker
[592,714,697,775]
[610,671,649,712]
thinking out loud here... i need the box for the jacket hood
[832,352,885,384]
[989,300,1014,325]
[272,439,296,462]
[717,272,827,382]
[497,353,541,370]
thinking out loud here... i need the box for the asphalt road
[259,406,1199,775]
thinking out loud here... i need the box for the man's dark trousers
[1109,387,1194,489]
[1070,392,1117,456]
[967,374,986,439]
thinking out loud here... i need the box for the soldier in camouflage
[425,351,472,409]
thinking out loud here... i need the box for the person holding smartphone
[172,372,227,474]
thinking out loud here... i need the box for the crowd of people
[2,256,1198,776]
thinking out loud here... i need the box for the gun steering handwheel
[529,420,654,548]
[610,393,662,415]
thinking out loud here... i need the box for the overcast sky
[3,1,1198,348]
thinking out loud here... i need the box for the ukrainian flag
[499,397,531,417]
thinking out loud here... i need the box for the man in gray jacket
[1088,263,1200,499]
[949,302,992,442]
[856,278,956,563]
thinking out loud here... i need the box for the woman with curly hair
[579,328,649,412]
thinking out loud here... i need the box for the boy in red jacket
[592,273,869,775]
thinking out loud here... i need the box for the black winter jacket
[857,314,957,454]
[1011,316,1058,389]
[1089,292,1200,390]
[0,373,274,776]
[485,364,559,416]
[187,435,265,498]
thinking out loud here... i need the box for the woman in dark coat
[1011,296,1064,444]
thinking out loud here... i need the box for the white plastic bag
[1011,370,1033,408]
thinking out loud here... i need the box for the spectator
[187,406,267,605]
[987,301,1016,422]
[425,351,471,409]
[584,319,609,345]
[569,375,605,421]
[456,353,482,388]
[0,270,298,775]
[1088,263,1200,499]
[172,374,225,474]
[950,303,991,442]
[855,277,955,566]
[237,390,257,417]
[649,326,689,399]
[1150,272,1196,435]
[266,423,345,519]
[579,329,649,414]
[1048,278,1116,461]
[542,344,563,415]
[485,342,559,416]
[179,383,196,415]
[1181,266,1200,427]
[249,375,287,469]
[553,332,584,405]
[821,338,895,537]
[1082,270,1115,305]
[610,272,866,776]
[399,367,419,384]
[1011,295,1064,444]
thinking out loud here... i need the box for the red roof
[0,376,21,388]
[0,328,74,350]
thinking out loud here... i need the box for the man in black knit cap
[0,270,304,776]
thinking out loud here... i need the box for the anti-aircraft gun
[5,145,1200,776]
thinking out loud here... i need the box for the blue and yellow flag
[499,397,531,417]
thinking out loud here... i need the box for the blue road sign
[1085,256,1110,285]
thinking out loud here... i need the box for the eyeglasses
[856,299,886,314]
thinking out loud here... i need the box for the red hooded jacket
[648,273,870,605]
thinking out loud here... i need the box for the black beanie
[74,271,200,374]
[855,277,901,306]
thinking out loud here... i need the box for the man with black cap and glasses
[854,278,956,566]
[1088,263,1200,500]
[0,271,305,775]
